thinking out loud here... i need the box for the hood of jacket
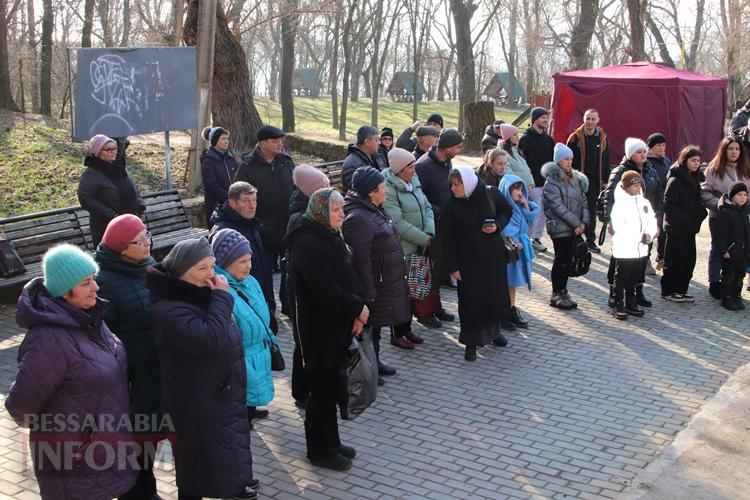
[498,173,529,202]
[95,244,156,279]
[541,161,590,193]
[16,277,108,331]
[717,193,749,212]
[210,200,263,230]
[667,162,705,186]
[383,168,423,193]
[200,147,235,162]
[146,263,214,309]
[83,154,127,178]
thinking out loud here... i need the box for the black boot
[510,306,529,328]
[608,285,616,308]
[464,345,477,361]
[709,282,722,299]
[636,285,652,308]
[612,289,627,320]
[491,334,508,347]
[372,332,396,376]
[625,291,645,316]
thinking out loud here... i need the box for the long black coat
[235,147,296,249]
[94,246,160,422]
[518,126,555,186]
[715,194,750,265]
[77,155,145,246]
[286,219,366,372]
[146,265,252,497]
[663,164,707,236]
[200,147,238,224]
[441,176,513,346]
[343,192,411,328]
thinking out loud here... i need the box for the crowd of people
[5,99,750,499]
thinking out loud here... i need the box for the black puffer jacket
[376,144,391,171]
[481,125,501,153]
[201,147,238,225]
[648,154,672,214]
[341,144,379,193]
[287,219,366,372]
[94,246,160,422]
[415,146,453,219]
[602,158,660,219]
[234,147,296,249]
[342,192,411,328]
[663,163,707,236]
[715,194,750,265]
[146,264,252,498]
[518,126,555,186]
[77,155,145,246]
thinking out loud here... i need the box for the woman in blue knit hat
[6,244,136,499]
[211,228,276,425]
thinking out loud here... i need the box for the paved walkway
[0,227,748,499]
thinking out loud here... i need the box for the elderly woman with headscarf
[343,166,413,379]
[78,134,145,247]
[286,188,369,471]
[441,165,513,361]
[146,238,256,499]
[201,126,238,225]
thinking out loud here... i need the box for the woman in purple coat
[5,244,136,500]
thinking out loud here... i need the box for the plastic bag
[338,327,378,420]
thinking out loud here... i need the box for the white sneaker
[532,239,547,252]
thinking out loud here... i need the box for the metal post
[164,130,172,189]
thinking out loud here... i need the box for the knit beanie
[454,166,479,197]
[380,127,394,139]
[416,126,439,137]
[624,138,649,160]
[553,143,574,164]
[102,214,146,253]
[647,133,667,149]
[90,134,115,156]
[162,237,213,278]
[729,181,747,199]
[388,148,416,175]
[292,164,330,197]
[500,124,518,142]
[621,170,643,188]
[437,129,463,149]
[530,107,549,124]
[211,229,252,270]
[42,244,99,298]
[426,113,444,128]
[202,126,228,147]
[352,166,385,197]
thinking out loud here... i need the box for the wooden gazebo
[292,68,321,97]
[483,72,527,105]
[386,72,427,102]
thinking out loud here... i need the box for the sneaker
[338,444,356,459]
[491,334,508,347]
[613,305,627,320]
[662,293,686,303]
[734,297,745,310]
[310,453,353,471]
[586,240,601,254]
[247,479,260,491]
[435,308,455,322]
[390,335,415,350]
[679,293,695,303]
[532,238,547,252]
[549,292,576,310]
[624,303,645,317]
[636,289,653,308]
[416,315,442,328]
[253,407,269,420]
[561,290,578,309]
[229,486,258,500]
[464,345,477,361]
[722,297,739,311]
[404,330,424,344]
[510,306,529,328]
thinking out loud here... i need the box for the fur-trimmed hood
[541,161,590,193]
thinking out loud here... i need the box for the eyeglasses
[129,232,152,247]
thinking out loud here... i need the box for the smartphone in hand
[482,218,495,228]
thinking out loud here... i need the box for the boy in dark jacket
[715,182,750,310]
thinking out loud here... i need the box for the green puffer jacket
[383,169,436,257]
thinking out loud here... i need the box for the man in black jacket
[235,125,295,313]
[396,113,444,152]
[210,181,277,328]
[518,107,555,252]
[341,125,381,192]
[413,126,439,159]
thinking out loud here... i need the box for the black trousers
[584,177,600,242]
[721,261,746,298]
[118,459,157,500]
[551,236,574,292]
[291,340,309,403]
[305,368,342,460]
[614,257,646,304]
[608,249,650,287]
[660,233,697,296]
[655,210,666,261]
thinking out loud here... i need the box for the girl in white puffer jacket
[610,170,658,319]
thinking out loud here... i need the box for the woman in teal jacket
[211,228,275,421]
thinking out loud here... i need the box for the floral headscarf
[303,187,343,231]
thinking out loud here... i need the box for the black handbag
[569,235,592,277]
[0,232,25,278]
[236,289,285,371]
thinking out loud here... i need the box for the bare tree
[81,0,94,47]
[626,0,646,61]
[449,0,476,131]
[329,7,341,129]
[338,0,356,140]
[0,0,19,110]
[26,0,38,112]
[370,0,400,126]
[279,0,299,131]
[120,0,132,46]
[39,0,52,115]
[568,0,599,69]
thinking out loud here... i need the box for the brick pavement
[0,228,748,499]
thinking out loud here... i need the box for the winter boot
[636,285,652,307]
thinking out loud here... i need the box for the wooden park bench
[141,189,208,256]
[315,160,344,189]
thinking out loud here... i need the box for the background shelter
[551,62,728,161]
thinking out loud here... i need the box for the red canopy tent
[552,62,727,162]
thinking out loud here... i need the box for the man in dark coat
[413,125,439,159]
[234,125,295,313]
[210,181,276,326]
[376,127,394,171]
[566,108,610,253]
[341,125,381,192]
[518,107,555,252]
[396,113,444,151]
[481,120,504,153]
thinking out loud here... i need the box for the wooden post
[186,0,217,195]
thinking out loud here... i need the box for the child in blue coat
[498,174,540,328]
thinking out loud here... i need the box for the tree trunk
[171,0,184,46]
[626,0,646,62]
[0,0,19,110]
[507,0,518,101]
[184,0,263,154]
[450,0,476,132]
[82,0,94,47]
[120,0,131,46]
[568,0,599,70]
[280,0,298,132]
[27,0,38,112]
[330,8,342,130]
[98,0,114,46]
[39,0,53,115]
[685,0,705,71]
[268,21,280,101]
[463,101,495,152]
[16,57,24,112]
[523,0,538,99]
[644,9,675,67]
[338,0,357,141]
